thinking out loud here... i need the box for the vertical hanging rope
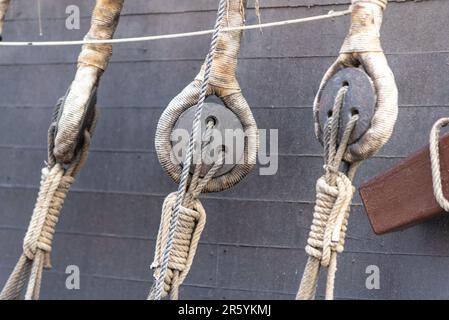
[312,0,397,164]
[151,0,256,299]
[297,88,360,300]
[430,118,449,212]
[149,121,224,300]
[0,0,11,40]
[0,0,124,300]
[150,2,227,300]
[37,0,43,36]
[0,127,95,300]
[255,0,262,27]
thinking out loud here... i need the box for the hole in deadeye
[205,115,217,126]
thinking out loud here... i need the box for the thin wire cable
[151,0,228,300]
[0,8,350,46]
[37,0,43,36]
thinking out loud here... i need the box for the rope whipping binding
[149,0,228,300]
[149,121,224,300]
[0,0,10,41]
[296,87,361,300]
[151,0,258,298]
[0,108,97,300]
[0,9,351,46]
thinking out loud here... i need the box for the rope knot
[23,164,73,267]
[305,172,354,267]
[151,192,206,299]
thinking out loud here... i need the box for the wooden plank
[0,146,401,203]
[3,105,449,159]
[0,228,218,288]
[360,133,449,235]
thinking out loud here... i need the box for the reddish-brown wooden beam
[359,132,449,235]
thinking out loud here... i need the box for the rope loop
[23,164,64,261]
[430,118,449,212]
[150,192,206,300]
[298,79,361,300]
[50,85,99,165]
[150,120,225,300]
[313,0,398,163]
[23,127,94,266]
[150,0,257,300]
[155,0,258,193]
[306,173,354,267]
[1,0,120,301]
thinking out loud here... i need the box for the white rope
[0,9,350,47]
[37,0,43,36]
[430,118,449,212]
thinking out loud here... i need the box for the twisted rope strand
[430,118,449,211]
[0,129,93,300]
[0,0,10,39]
[151,0,228,300]
[297,86,359,300]
[150,119,224,299]
[0,9,351,46]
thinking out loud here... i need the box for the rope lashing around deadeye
[0,0,125,300]
[149,0,258,300]
[296,0,398,300]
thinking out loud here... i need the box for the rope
[0,129,93,300]
[297,87,361,300]
[152,0,257,299]
[37,0,43,37]
[150,0,227,300]
[430,118,449,212]
[149,122,224,300]
[0,9,351,46]
[0,0,10,40]
[313,0,398,163]
[155,0,258,193]
[298,0,396,300]
[1,1,122,299]
[54,0,123,163]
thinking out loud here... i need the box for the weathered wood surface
[360,133,449,235]
[1,0,449,299]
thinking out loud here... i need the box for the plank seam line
[0,224,437,257]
